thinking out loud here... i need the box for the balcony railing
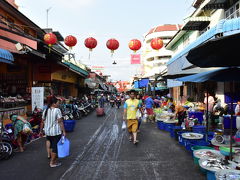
[225,8,240,20]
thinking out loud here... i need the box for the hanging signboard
[131,54,141,64]
[31,87,44,111]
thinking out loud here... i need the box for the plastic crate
[63,120,76,132]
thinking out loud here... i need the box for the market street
[0,106,204,180]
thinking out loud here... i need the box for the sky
[15,0,194,81]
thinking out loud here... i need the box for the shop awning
[176,67,240,83]
[151,87,168,91]
[164,67,219,79]
[0,48,14,64]
[182,17,210,31]
[203,0,228,10]
[187,33,240,67]
[62,61,89,77]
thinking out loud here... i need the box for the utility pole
[46,7,52,28]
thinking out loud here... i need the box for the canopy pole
[206,88,209,142]
[230,81,234,160]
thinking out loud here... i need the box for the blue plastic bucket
[63,120,76,132]
[223,115,236,129]
[206,170,216,180]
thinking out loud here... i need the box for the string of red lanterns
[43,34,164,61]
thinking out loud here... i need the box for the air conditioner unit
[15,43,23,51]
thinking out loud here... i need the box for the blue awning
[0,48,14,64]
[176,68,240,83]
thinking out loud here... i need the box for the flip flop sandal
[50,162,62,168]
[133,140,139,145]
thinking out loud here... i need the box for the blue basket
[63,120,76,132]
[170,126,182,138]
[177,131,189,146]
[165,124,174,132]
[188,140,210,153]
[188,111,204,124]
[192,125,206,133]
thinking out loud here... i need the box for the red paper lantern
[64,35,77,49]
[106,38,119,54]
[44,33,57,47]
[85,37,97,51]
[129,39,141,52]
[151,38,163,50]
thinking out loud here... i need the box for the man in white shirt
[235,100,240,115]
[204,92,215,128]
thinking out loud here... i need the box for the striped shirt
[42,107,62,136]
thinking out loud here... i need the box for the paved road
[0,106,205,180]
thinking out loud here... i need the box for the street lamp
[46,7,52,28]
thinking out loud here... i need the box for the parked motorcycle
[110,99,115,107]
[0,121,13,160]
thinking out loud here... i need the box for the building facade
[166,0,240,105]
[141,24,180,78]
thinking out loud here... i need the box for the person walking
[99,94,105,108]
[123,90,141,145]
[136,94,143,132]
[204,92,215,129]
[40,96,66,168]
[145,94,155,123]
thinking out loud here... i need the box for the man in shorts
[123,90,141,145]
[145,94,155,123]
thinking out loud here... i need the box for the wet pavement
[0,106,205,180]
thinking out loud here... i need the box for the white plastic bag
[23,123,32,134]
[136,109,142,119]
[121,121,126,130]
